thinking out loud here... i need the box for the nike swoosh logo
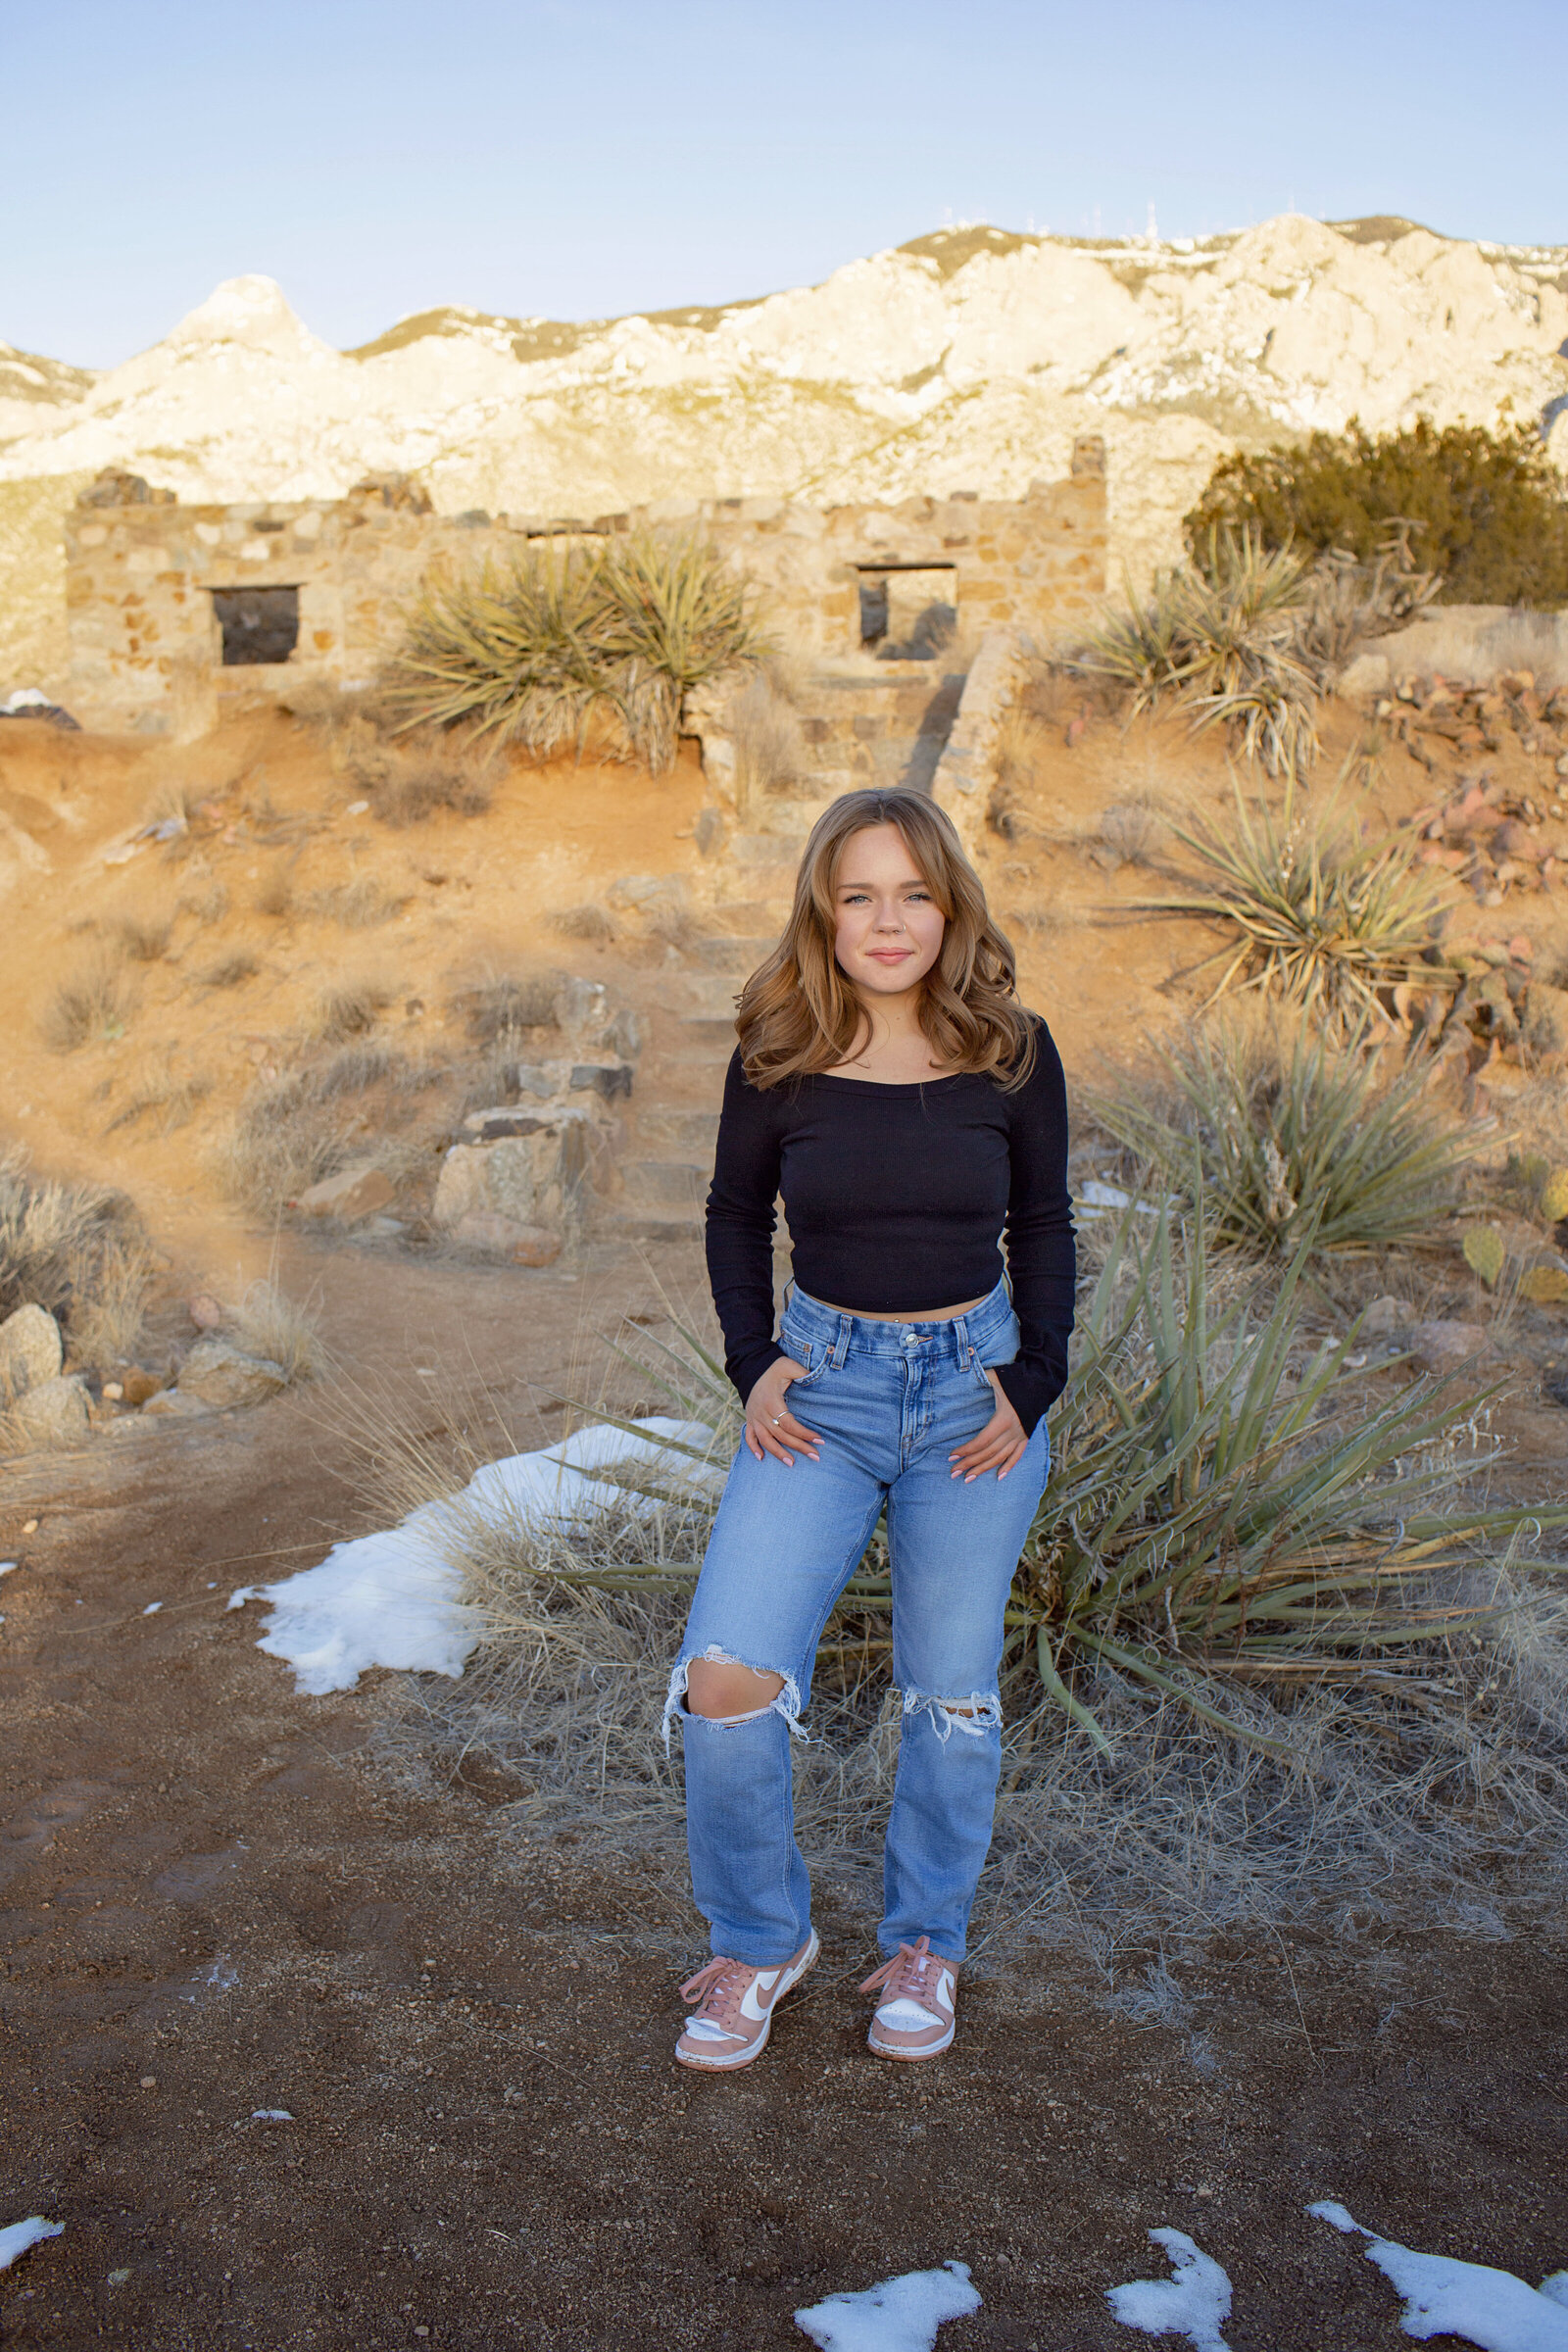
[938,1973,955,2014]
[740,1969,780,2022]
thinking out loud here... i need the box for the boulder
[0,1303,64,1402]
[433,1119,594,1233]
[122,1367,163,1407]
[1337,652,1392,701]
[6,1374,90,1449]
[187,1292,227,1330]
[294,1163,396,1221]
[1359,1296,1413,1339]
[1523,979,1568,1061]
[451,1211,563,1265]
[176,1339,288,1409]
[1403,1320,1494,1377]
[142,1389,216,1419]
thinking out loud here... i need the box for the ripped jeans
[666,1279,1050,1967]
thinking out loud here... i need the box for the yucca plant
[1140,773,1454,1031]
[439,1208,1565,1758]
[1096,1019,1478,1255]
[385,529,762,772]
[1078,529,1320,775]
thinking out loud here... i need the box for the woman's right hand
[744,1358,822,1467]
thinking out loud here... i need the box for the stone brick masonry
[63,445,1107,736]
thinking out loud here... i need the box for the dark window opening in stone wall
[212,586,300,666]
[856,566,956,660]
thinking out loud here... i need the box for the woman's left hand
[950,1372,1030,1483]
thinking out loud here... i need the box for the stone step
[592,1206,704,1246]
[681,972,745,1018]
[680,1014,739,1048]
[638,1105,720,1156]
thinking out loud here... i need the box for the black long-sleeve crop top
[704,1022,1076,1437]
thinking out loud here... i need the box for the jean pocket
[780,1333,828,1392]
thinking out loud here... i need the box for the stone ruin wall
[62,444,1108,737]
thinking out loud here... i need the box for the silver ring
[770,1413,783,1424]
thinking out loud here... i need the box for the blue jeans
[665,1279,1050,1967]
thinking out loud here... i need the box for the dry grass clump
[40,952,138,1053]
[312,978,395,1043]
[452,970,562,1046]
[111,911,173,963]
[104,1069,214,1137]
[0,1152,156,1371]
[729,669,806,808]
[1097,1019,1478,1255]
[366,758,493,827]
[311,874,407,929]
[219,1041,435,1212]
[201,950,260,989]
[228,1276,321,1384]
[1141,775,1453,1033]
[388,529,764,773]
[254,863,296,921]
[1095,799,1165,868]
[549,904,616,945]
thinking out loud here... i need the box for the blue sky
[5,0,1565,366]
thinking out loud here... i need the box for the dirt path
[3,1241,1567,2352]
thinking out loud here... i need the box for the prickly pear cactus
[1519,1265,1568,1305]
[1463,1227,1506,1287]
[1541,1167,1568,1225]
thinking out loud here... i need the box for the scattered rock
[451,1211,563,1265]
[142,1389,216,1419]
[176,1340,288,1409]
[1523,979,1568,1061]
[294,1163,396,1222]
[0,1303,64,1402]
[463,1106,550,1138]
[1359,1296,1414,1339]
[1337,652,1392,701]
[1403,1320,1494,1376]
[122,1367,163,1408]
[187,1292,227,1330]
[6,1374,90,1449]
[433,1121,593,1233]
[570,1062,633,1102]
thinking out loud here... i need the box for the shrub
[312,979,394,1042]
[1185,418,1568,608]
[41,953,138,1053]
[0,1152,154,1366]
[729,670,806,808]
[228,1277,320,1385]
[201,951,260,989]
[387,530,763,773]
[1138,776,1452,1031]
[1095,1021,1477,1255]
[549,904,616,945]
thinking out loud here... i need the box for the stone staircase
[593,658,968,1245]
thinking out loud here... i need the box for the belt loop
[953,1308,971,1364]
[831,1310,851,1368]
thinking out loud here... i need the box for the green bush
[1185,418,1568,608]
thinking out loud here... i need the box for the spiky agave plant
[443,1208,1566,1757]
[1095,1018,1478,1255]
[599,531,766,772]
[387,542,613,753]
[1139,773,1454,1032]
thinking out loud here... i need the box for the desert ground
[2,682,1567,2350]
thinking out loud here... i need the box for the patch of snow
[795,2263,981,2352]
[250,2109,293,2123]
[1,689,51,712]
[1107,2230,1233,2352]
[1078,1181,1160,1218]
[228,1417,715,1695]
[0,2218,64,2270]
[183,1956,239,2000]
[141,1601,162,1615]
[1309,2202,1568,2352]
[0,1561,19,1575]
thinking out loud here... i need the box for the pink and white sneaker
[674,1931,819,2071]
[860,1936,958,2061]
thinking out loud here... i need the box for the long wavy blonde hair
[735,788,1035,1091]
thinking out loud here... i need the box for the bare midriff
[811,1295,988,1324]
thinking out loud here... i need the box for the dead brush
[0,1151,155,1368]
[548,904,616,945]
[200,950,260,990]
[228,1274,322,1385]
[40,952,137,1053]
[104,1069,214,1137]
[311,874,407,929]
[110,911,173,963]
[452,970,562,1047]
[311,979,395,1043]
[729,670,806,808]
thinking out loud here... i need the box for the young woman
[665,786,1074,2070]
